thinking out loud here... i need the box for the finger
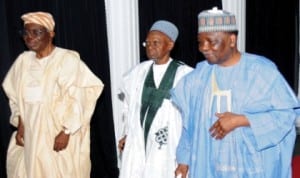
[53,143,59,151]
[16,136,21,145]
[215,132,223,139]
[54,146,58,152]
[175,170,183,178]
[19,139,24,146]
[215,113,223,118]
[16,140,22,146]
[210,130,217,138]
[53,142,63,152]
[120,144,124,151]
[54,146,63,152]
[210,122,220,133]
[209,122,219,132]
[118,140,124,150]
[210,127,223,139]
[216,129,226,139]
[16,135,24,146]
[174,170,180,176]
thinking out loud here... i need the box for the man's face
[144,31,174,64]
[198,31,235,66]
[21,23,54,53]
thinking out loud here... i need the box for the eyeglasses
[142,40,162,48]
[19,28,49,38]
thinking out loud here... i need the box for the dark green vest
[140,60,181,146]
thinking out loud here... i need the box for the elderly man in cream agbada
[2,11,104,178]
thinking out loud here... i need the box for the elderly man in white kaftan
[2,12,104,178]
[173,7,299,178]
[118,20,193,178]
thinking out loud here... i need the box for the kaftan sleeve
[2,54,24,127]
[7,100,20,127]
[117,67,136,139]
[171,76,192,165]
[242,67,299,151]
[55,51,103,134]
[117,89,129,138]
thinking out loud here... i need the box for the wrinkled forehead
[24,23,47,30]
[146,31,170,41]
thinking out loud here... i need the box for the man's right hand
[175,164,189,178]
[16,117,24,146]
[118,135,127,152]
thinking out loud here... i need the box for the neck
[36,44,55,59]
[220,50,241,67]
[153,55,170,65]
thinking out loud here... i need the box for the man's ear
[229,34,237,47]
[50,31,55,38]
[168,41,175,50]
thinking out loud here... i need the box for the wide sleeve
[171,76,192,165]
[117,66,139,138]
[117,88,129,138]
[2,55,24,127]
[53,51,104,134]
[242,67,299,151]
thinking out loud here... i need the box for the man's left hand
[53,131,70,152]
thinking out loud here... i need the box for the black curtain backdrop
[0,0,119,178]
[138,0,222,67]
[246,0,299,93]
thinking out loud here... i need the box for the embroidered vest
[140,60,181,146]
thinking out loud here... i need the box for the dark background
[0,0,299,177]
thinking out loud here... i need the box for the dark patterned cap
[198,7,238,33]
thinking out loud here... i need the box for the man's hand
[118,135,127,152]
[209,112,249,139]
[53,131,70,152]
[16,117,24,146]
[175,164,189,178]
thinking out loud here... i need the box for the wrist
[236,114,249,127]
[63,127,71,135]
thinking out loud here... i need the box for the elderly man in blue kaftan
[172,7,299,178]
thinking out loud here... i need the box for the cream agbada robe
[118,59,192,178]
[2,47,104,178]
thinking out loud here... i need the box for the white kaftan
[118,59,193,178]
[2,47,104,178]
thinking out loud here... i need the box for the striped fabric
[21,11,55,31]
[198,7,238,33]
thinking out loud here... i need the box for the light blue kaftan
[171,53,298,178]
